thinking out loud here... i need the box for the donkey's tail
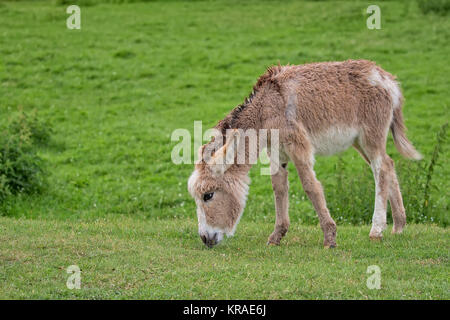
[390,107,422,160]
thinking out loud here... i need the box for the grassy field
[0,0,449,299]
[0,216,448,299]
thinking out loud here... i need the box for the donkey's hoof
[369,234,383,241]
[369,227,384,240]
[267,238,281,246]
[267,233,282,246]
[323,236,337,249]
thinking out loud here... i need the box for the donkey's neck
[214,66,283,179]
[232,104,264,131]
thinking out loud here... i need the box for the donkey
[188,59,421,248]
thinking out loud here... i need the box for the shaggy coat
[188,59,421,248]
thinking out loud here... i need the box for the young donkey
[188,60,422,248]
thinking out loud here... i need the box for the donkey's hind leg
[368,154,390,239]
[357,125,390,240]
[387,161,406,234]
[353,142,406,235]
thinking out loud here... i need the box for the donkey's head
[188,129,250,248]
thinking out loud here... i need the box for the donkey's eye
[203,192,214,202]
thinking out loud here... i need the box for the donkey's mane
[216,64,284,134]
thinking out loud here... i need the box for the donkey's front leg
[287,147,337,248]
[267,162,290,245]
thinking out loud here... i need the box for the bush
[0,109,51,207]
[9,108,53,146]
[401,122,449,226]
[417,0,450,15]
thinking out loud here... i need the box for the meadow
[0,0,448,299]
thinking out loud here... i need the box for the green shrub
[417,0,450,15]
[9,108,53,146]
[0,109,51,207]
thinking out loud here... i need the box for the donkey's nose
[200,232,218,248]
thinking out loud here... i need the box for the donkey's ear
[196,145,206,164]
[207,129,240,176]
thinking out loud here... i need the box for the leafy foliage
[8,108,53,146]
[0,108,51,207]
[417,0,450,15]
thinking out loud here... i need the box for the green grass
[0,216,448,299]
[0,0,448,222]
[0,0,449,299]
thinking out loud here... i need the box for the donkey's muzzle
[200,232,218,248]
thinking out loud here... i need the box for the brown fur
[188,59,421,247]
